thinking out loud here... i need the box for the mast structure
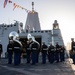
[32,2,34,11]
[25,2,41,32]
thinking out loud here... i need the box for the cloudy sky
[0,0,75,45]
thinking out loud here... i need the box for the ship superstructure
[0,2,64,57]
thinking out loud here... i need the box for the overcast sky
[0,0,75,45]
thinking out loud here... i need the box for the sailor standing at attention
[55,42,60,63]
[48,42,55,63]
[13,39,22,65]
[29,37,39,65]
[41,42,48,64]
[60,45,65,62]
[26,41,31,64]
[7,37,13,64]
[9,31,22,65]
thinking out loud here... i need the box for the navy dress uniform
[26,41,31,63]
[0,43,2,59]
[60,45,65,62]
[30,41,39,65]
[13,40,22,65]
[48,43,55,63]
[7,40,13,64]
[41,42,48,64]
[35,41,40,63]
[27,34,40,64]
[55,42,60,63]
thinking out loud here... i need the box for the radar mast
[32,2,34,11]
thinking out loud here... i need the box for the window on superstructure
[35,31,37,32]
[38,31,40,32]
[41,31,44,33]
[7,25,9,27]
[31,31,33,33]
[45,30,48,32]
[4,25,6,27]
[14,24,16,26]
[49,30,51,32]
